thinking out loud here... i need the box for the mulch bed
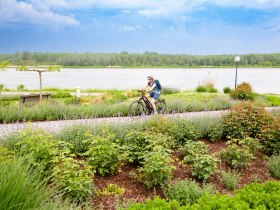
[92,139,278,209]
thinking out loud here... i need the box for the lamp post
[234,56,240,89]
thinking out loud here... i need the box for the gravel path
[1,107,280,138]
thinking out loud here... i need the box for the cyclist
[142,76,161,114]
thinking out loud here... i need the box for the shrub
[209,87,218,93]
[52,156,95,202]
[235,181,280,209]
[218,170,240,190]
[52,91,72,98]
[230,137,262,155]
[170,119,200,145]
[196,85,207,92]
[17,84,26,91]
[220,144,253,168]
[124,131,153,164]
[124,197,181,210]
[179,141,208,164]
[223,87,232,94]
[161,87,180,95]
[138,146,174,188]
[268,155,280,179]
[191,155,217,181]
[230,82,255,100]
[15,129,63,172]
[164,180,213,205]
[85,133,121,176]
[57,125,92,154]
[223,102,273,139]
[191,116,223,140]
[258,116,280,155]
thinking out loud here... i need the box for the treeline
[1,51,280,67]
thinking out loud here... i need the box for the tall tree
[17,66,60,100]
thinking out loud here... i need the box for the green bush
[268,155,280,179]
[123,131,151,164]
[258,116,280,155]
[17,84,26,91]
[235,181,280,209]
[138,146,174,188]
[196,85,207,92]
[220,144,253,168]
[124,197,181,210]
[164,180,213,205]
[15,129,62,172]
[52,156,95,202]
[230,137,262,155]
[52,91,72,98]
[180,141,208,164]
[218,170,240,190]
[209,87,218,93]
[161,87,180,95]
[230,82,255,100]
[57,125,92,154]
[170,119,200,145]
[85,133,121,176]
[191,116,224,141]
[223,102,273,139]
[223,87,232,94]
[191,155,217,181]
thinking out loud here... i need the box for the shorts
[149,92,160,100]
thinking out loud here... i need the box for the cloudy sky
[0,0,280,54]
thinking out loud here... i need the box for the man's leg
[151,98,157,113]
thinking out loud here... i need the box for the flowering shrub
[230,82,255,100]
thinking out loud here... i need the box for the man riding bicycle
[142,76,161,114]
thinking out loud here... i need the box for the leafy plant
[220,144,254,168]
[196,85,207,92]
[191,155,217,181]
[231,82,255,100]
[97,184,125,196]
[180,141,208,164]
[258,116,280,155]
[85,133,121,176]
[124,196,181,210]
[164,179,213,205]
[230,137,262,155]
[223,102,273,139]
[161,87,180,95]
[138,146,175,188]
[218,170,240,190]
[223,87,231,94]
[15,128,63,172]
[52,156,95,202]
[17,84,26,91]
[268,155,280,179]
[170,119,200,145]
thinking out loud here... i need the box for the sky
[0,0,280,54]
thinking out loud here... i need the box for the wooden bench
[20,93,52,106]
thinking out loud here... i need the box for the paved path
[1,107,280,138]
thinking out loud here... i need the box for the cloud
[0,0,79,27]
[113,24,142,32]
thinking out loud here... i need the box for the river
[1,68,279,94]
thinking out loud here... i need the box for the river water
[1,68,279,94]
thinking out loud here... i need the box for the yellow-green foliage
[97,184,125,196]
[231,82,255,100]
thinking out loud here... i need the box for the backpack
[154,79,162,90]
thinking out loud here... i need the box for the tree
[17,66,60,100]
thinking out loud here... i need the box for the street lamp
[234,56,241,89]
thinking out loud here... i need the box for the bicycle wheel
[156,99,167,114]
[128,101,146,116]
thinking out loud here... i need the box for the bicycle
[128,90,167,116]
